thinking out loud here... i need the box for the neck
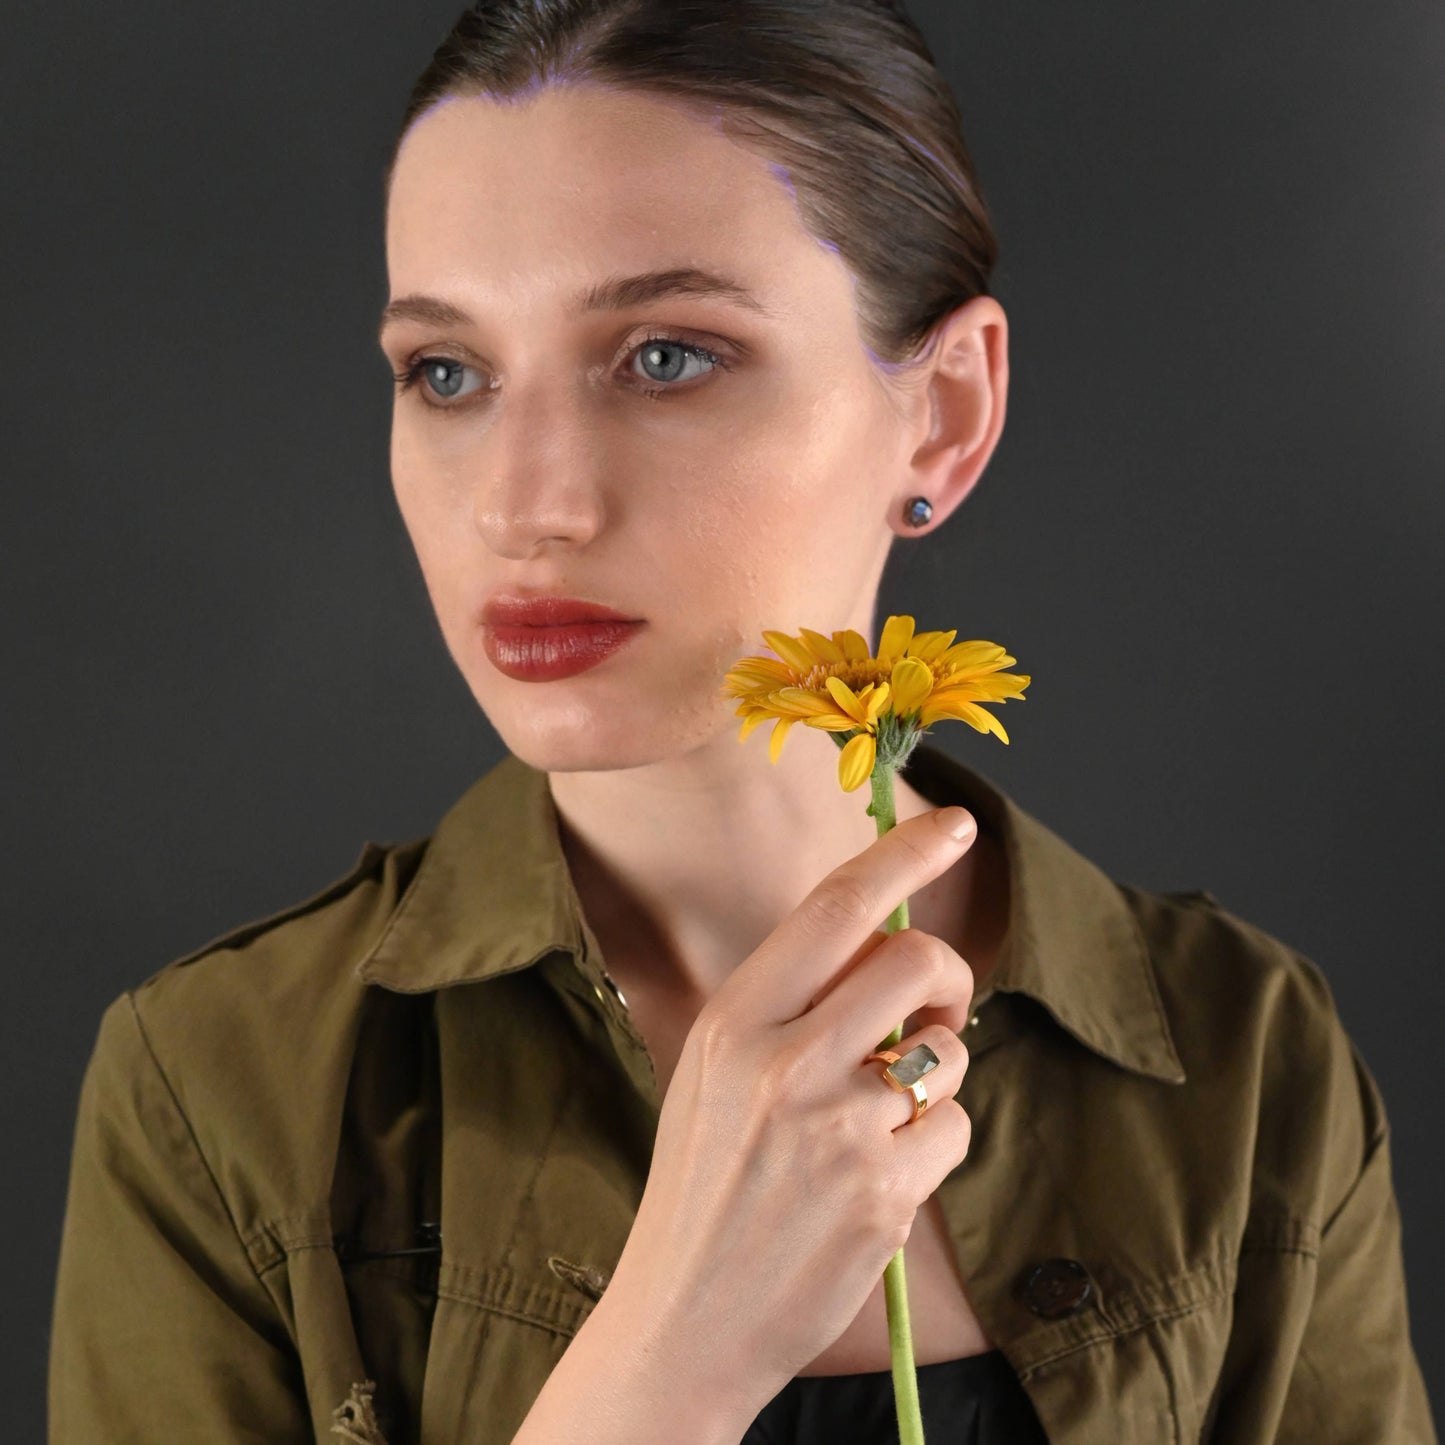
[548,728,1006,1013]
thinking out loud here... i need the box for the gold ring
[864,1042,940,1125]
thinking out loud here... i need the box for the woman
[49,3,1435,1442]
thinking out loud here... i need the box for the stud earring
[903,496,933,528]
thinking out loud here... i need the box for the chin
[479,691,735,776]
[498,731,653,775]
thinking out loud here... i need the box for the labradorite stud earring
[904,496,933,527]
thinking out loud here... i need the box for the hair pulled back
[385,0,997,373]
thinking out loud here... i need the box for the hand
[604,805,979,1415]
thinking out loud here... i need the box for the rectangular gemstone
[891,1043,940,1086]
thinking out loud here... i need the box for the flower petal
[947,670,1029,704]
[888,656,934,715]
[737,709,771,742]
[938,640,1007,673]
[877,614,916,665]
[832,629,872,662]
[768,716,796,764]
[824,674,870,726]
[797,627,846,664]
[919,692,973,726]
[760,629,816,673]
[838,731,876,792]
[924,682,988,709]
[725,658,795,690]
[908,629,958,663]
[863,680,892,725]
[774,686,843,718]
[723,682,780,704]
[978,671,1030,701]
[924,696,1010,743]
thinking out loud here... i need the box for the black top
[741,1349,1049,1444]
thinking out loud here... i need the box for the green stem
[867,762,925,1445]
[867,763,910,934]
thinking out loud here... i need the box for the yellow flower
[721,614,1030,792]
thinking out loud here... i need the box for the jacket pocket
[417,1259,596,1445]
[1009,1254,1237,1445]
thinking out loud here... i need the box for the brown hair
[383,0,998,375]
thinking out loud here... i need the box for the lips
[481,594,640,628]
[479,593,645,681]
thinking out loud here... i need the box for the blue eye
[391,332,731,412]
[629,335,727,394]
[390,357,485,406]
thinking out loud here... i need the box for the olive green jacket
[48,743,1437,1443]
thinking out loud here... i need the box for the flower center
[801,660,892,692]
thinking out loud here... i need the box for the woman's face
[381,82,934,772]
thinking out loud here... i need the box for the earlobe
[894,296,1009,534]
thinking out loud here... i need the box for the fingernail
[935,806,975,840]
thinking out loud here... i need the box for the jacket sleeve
[49,990,314,1443]
[1275,1032,1439,1444]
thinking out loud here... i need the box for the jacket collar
[354,743,1186,1085]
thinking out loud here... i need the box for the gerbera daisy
[721,613,1030,792]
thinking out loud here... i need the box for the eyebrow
[377,266,776,341]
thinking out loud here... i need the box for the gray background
[8,1,1442,1433]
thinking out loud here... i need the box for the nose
[471,379,607,559]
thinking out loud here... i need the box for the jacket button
[1018,1258,1094,1319]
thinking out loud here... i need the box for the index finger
[731,805,978,1026]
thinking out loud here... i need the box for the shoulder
[1122,883,1360,1080]
[126,835,428,1026]
[1122,883,1386,1216]
[88,835,431,1174]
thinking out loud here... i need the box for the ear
[891,295,1009,536]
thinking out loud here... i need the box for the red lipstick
[481,593,645,681]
